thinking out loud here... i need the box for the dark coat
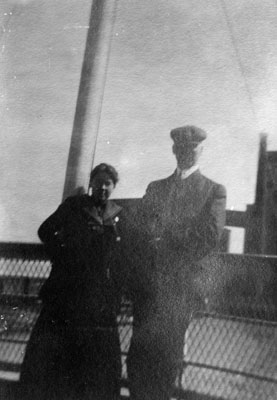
[38,194,127,326]
[131,170,226,327]
[19,195,127,400]
[127,170,226,400]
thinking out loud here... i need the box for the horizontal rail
[194,311,277,327]
[0,362,21,373]
[0,295,41,307]
[0,242,47,260]
[184,360,277,385]
[0,337,28,344]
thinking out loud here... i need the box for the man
[127,125,226,400]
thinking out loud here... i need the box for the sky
[1,0,277,250]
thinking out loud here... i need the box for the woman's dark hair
[90,163,119,185]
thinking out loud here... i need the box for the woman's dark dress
[19,195,127,400]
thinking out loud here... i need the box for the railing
[0,243,49,380]
[0,242,277,399]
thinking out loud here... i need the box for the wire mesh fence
[179,313,277,400]
[0,246,48,378]
[0,242,277,399]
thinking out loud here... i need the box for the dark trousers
[127,315,189,400]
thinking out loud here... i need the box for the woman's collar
[102,200,122,221]
[83,198,122,223]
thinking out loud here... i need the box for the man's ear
[198,144,203,156]
[195,143,203,155]
[172,144,176,155]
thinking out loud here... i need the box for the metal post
[62,0,118,200]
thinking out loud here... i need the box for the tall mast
[63,0,118,200]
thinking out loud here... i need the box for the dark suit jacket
[132,170,226,328]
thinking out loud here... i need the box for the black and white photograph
[0,1,277,399]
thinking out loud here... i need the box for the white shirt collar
[177,165,199,180]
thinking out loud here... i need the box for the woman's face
[90,171,115,204]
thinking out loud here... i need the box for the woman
[19,163,127,400]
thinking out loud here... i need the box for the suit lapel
[167,171,212,218]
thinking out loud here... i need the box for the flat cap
[170,125,207,146]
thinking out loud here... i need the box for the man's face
[173,142,202,169]
[90,172,115,204]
